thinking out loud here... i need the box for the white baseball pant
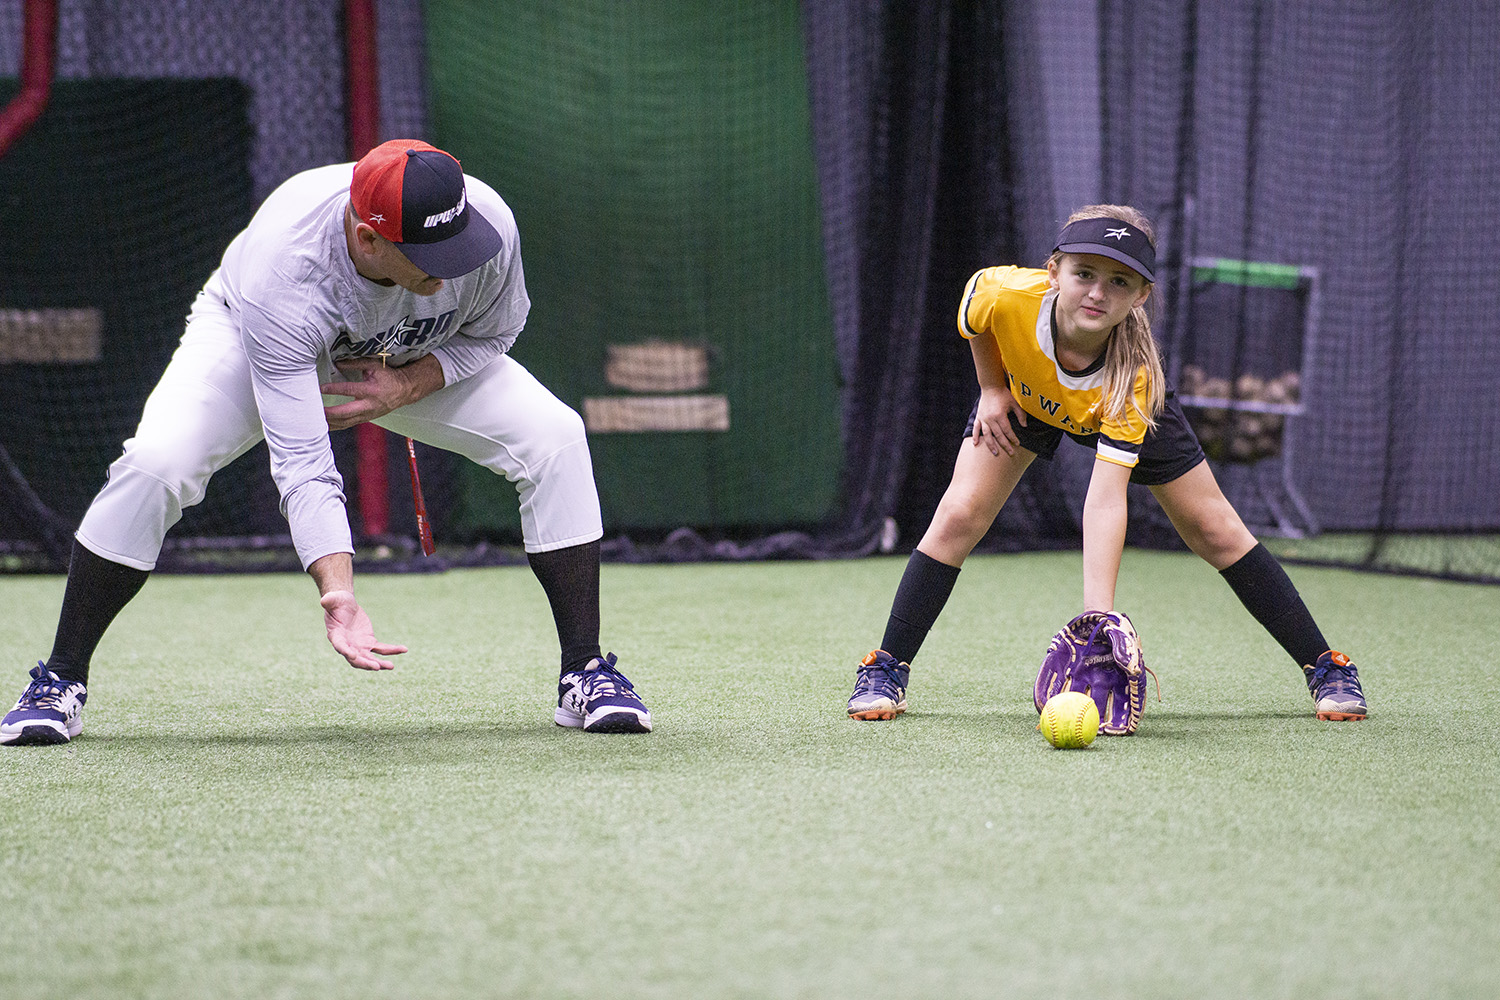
[75,293,603,570]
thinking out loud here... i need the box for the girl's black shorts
[963,391,1207,487]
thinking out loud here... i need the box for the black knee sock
[879,549,962,665]
[46,541,151,685]
[1218,543,1328,667]
[527,539,603,675]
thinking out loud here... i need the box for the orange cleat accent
[849,706,904,721]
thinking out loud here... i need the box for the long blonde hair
[1049,204,1166,431]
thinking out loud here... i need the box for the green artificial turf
[2,552,1497,998]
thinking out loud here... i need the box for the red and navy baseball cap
[350,139,503,279]
[1054,216,1156,283]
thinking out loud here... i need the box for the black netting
[2,1,1496,581]
[1100,0,1500,580]
[803,0,1179,558]
[0,0,429,573]
[0,78,258,570]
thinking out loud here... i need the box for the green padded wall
[426,1,841,535]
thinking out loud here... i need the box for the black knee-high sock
[879,549,962,665]
[527,539,603,675]
[46,541,151,685]
[1219,542,1328,667]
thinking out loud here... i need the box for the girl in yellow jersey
[846,205,1367,726]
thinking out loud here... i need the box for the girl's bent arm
[970,334,1026,456]
[970,330,1009,392]
[1082,458,1132,611]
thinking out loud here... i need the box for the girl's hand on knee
[974,385,1026,457]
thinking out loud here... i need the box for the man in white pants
[2,139,651,744]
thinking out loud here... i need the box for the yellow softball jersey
[958,266,1151,469]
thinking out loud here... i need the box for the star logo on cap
[368,213,386,224]
[1104,227,1131,241]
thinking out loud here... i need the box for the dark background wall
[2,0,1496,575]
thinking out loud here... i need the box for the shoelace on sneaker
[20,664,74,709]
[853,664,903,698]
[1310,661,1362,695]
[583,654,637,698]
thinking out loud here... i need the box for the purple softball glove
[1034,611,1151,735]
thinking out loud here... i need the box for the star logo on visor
[1104,227,1131,241]
[369,213,386,224]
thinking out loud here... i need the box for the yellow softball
[1038,691,1100,748]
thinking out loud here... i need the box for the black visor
[1053,217,1155,282]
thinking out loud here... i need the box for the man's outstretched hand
[320,589,408,670]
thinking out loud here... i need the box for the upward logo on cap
[423,187,466,229]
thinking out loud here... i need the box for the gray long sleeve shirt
[203,162,529,568]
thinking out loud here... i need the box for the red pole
[344,0,391,538]
[345,0,379,156]
[0,0,58,157]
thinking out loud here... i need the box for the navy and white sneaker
[555,653,652,733]
[1303,650,1368,721]
[847,649,909,721]
[1,663,87,746]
